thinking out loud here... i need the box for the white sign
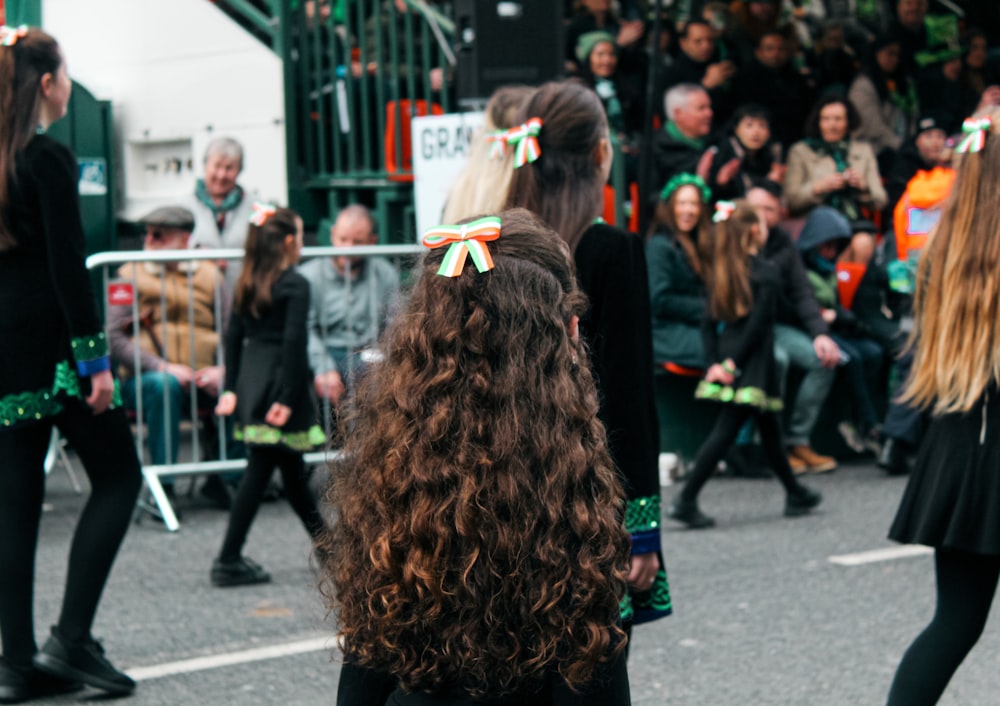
[411,111,484,238]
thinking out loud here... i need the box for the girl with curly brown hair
[323,208,632,705]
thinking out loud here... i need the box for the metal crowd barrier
[85,244,423,531]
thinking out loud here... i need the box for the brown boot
[787,451,809,475]
[790,445,837,473]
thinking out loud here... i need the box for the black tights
[886,549,1000,705]
[218,445,324,562]
[0,404,142,666]
[680,405,800,504]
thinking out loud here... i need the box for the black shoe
[0,657,82,704]
[726,445,772,479]
[199,475,235,510]
[878,438,911,476]
[211,556,271,587]
[33,628,134,695]
[667,498,716,529]
[785,485,823,517]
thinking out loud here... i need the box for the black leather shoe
[211,556,271,587]
[878,438,911,476]
[667,499,716,529]
[33,628,134,695]
[785,485,823,517]
[0,657,82,704]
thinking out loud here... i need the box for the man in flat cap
[107,206,235,507]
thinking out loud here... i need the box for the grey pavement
[27,456,1000,705]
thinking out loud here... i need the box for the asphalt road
[27,456,1000,706]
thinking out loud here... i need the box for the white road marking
[126,635,333,682]
[828,545,933,567]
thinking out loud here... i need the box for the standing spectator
[327,210,632,704]
[784,95,888,219]
[648,83,715,218]
[505,80,671,629]
[747,182,842,473]
[300,205,399,407]
[107,206,234,506]
[667,200,822,528]
[730,30,814,149]
[212,206,325,587]
[184,136,256,290]
[647,174,712,368]
[886,106,1000,706]
[0,26,141,699]
[658,20,737,128]
[849,30,919,172]
[708,104,786,199]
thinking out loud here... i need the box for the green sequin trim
[695,381,783,412]
[620,568,672,624]
[624,495,661,534]
[0,360,122,427]
[235,424,326,451]
[70,332,108,363]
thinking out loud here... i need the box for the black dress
[695,256,783,412]
[889,386,1000,556]
[223,268,323,452]
[574,222,671,625]
[0,134,118,429]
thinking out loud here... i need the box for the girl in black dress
[886,109,1000,706]
[0,27,142,701]
[667,200,822,529]
[212,205,325,587]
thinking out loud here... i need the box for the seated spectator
[746,181,842,473]
[575,31,645,158]
[300,205,399,407]
[726,0,783,67]
[885,113,948,217]
[821,0,893,54]
[564,0,645,75]
[849,29,919,172]
[107,207,234,504]
[646,174,712,368]
[658,19,737,128]
[701,1,737,63]
[797,207,886,454]
[707,103,785,200]
[730,29,814,149]
[807,19,860,94]
[648,83,714,217]
[784,94,887,219]
[888,0,930,79]
[960,28,1000,102]
[184,137,256,290]
[915,36,977,135]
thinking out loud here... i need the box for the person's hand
[767,162,787,183]
[628,551,661,591]
[813,334,841,368]
[164,363,195,387]
[265,403,292,427]
[977,85,1000,110]
[616,20,645,48]
[314,371,346,404]
[85,369,115,414]
[843,168,866,191]
[821,308,837,324]
[705,363,735,385]
[716,157,741,185]
[429,67,444,92]
[215,392,237,417]
[195,366,224,397]
[696,147,717,181]
[813,172,847,195]
[702,60,736,89]
[216,259,228,272]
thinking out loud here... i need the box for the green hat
[660,173,711,204]
[915,14,962,67]
[575,30,616,66]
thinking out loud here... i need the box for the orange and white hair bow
[713,200,736,223]
[0,25,28,47]
[955,117,992,154]
[505,117,543,168]
[421,216,501,277]
[249,202,277,227]
[485,131,508,160]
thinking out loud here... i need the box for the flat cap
[140,206,195,231]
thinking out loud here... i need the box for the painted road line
[828,545,933,567]
[127,635,333,681]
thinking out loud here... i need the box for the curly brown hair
[319,208,630,697]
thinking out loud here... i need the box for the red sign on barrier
[107,281,134,307]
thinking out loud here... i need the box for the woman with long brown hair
[0,26,141,700]
[886,108,1000,705]
[666,200,821,529]
[504,79,670,631]
[324,209,631,704]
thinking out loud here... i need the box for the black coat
[729,58,814,149]
[762,226,829,339]
[706,135,779,201]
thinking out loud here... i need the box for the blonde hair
[441,85,533,223]
[904,107,1000,414]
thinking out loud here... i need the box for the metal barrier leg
[139,467,181,532]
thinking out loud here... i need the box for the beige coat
[784,139,888,217]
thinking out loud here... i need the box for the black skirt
[889,387,1000,556]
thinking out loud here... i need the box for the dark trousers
[883,350,924,446]
[0,403,142,665]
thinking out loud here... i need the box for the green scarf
[195,179,244,216]
[596,78,625,135]
[665,120,705,150]
[805,138,858,220]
